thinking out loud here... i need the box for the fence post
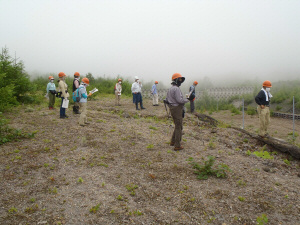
[242,98,244,129]
[217,99,219,111]
[293,96,295,140]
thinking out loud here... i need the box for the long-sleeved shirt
[255,89,271,106]
[131,82,142,93]
[189,85,195,94]
[46,82,56,93]
[115,83,122,93]
[79,85,88,103]
[151,84,157,95]
[58,80,69,98]
[166,85,189,106]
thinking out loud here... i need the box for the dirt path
[1,96,299,225]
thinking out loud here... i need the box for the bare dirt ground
[1,96,300,225]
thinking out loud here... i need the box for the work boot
[174,146,184,151]
[136,103,140,110]
[73,106,80,114]
[140,102,146,110]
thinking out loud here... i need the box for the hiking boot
[174,146,184,151]
[141,107,146,110]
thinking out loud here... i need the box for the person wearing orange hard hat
[166,73,189,151]
[151,81,159,106]
[115,78,122,106]
[46,76,56,110]
[78,77,93,126]
[73,72,81,114]
[187,81,198,113]
[57,72,69,119]
[255,80,273,137]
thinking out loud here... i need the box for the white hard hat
[135,76,139,80]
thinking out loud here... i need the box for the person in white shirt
[115,78,122,106]
[131,76,145,110]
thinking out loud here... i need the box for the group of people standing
[46,72,92,126]
[46,71,272,151]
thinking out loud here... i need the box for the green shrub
[187,156,231,180]
[0,47,32,111]
[246,106,256,115]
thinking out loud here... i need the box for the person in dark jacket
[166,73,189,151]
[188,81,198,113]
[255,80,272,137]
[73,72,81,114]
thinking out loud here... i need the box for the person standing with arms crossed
[255,80,273,137]
[166,73,189,151]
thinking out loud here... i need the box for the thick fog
[1,0,300,85]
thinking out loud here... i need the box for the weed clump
[187,156,231,180]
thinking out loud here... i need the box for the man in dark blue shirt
[255,80,272,137]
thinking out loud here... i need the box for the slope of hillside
[1,96,299,225]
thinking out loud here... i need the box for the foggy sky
[1,0,300,85]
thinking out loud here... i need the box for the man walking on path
[188,81,198,113]
[115,78,122,106]
[255,80,273,137]
[166,73,189,151]
[73,72,81,114]
[151,81,159,106]
[131,76,146,110]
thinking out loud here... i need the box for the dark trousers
[190,100,195,113]
[169,105,183,148]
[49,92,55,108]
[60,97,66,117]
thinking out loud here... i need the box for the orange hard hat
[262,80,272,87]
[172,73,183,80]
[194,81,198,85]
[49,76,54,80]
[74,72,80,77]
[155,81,158,84]
[118,78,122,82]
[58,72,66,78]
[82,77,90,85]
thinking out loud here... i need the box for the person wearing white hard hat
[131,76,145,110]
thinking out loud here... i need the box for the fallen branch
[232,127,300,159]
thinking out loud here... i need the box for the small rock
[122,112,130,118]
[263,167,270,172]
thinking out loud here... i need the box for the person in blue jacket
[78,78,92,126]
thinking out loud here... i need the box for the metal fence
[142,86,255,100]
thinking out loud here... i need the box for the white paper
[62,99,69,108]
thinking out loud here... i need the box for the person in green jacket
[46,76,56,109]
